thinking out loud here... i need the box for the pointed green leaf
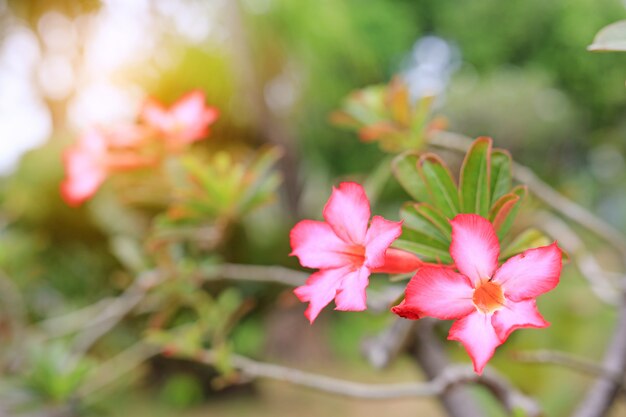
[400,203,449,245]
[460,137,492,216]
[489,193,520,232]
[418,154,460,218]
[392,152,431,203]
[496,185,527,240]
[490,149,512,205]
[500,228,551,260]
[414,203,452,240]
[394,229,453,264]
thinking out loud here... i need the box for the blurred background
[1,0,626,416]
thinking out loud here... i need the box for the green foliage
[158,374,204,409]
[22,343,92,404]
[331,79,445,152]
[392,137,550,262]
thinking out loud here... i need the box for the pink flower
[61,130,109,206]
[290,182,423,323]
[392,214,562,374]
[60,128,155,206]
[140,90,219,149]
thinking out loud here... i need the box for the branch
[189,348,540,415]
[514,350,621,383]
[571,297,626,417]
[430,131,626,262]
[535,211,621,305]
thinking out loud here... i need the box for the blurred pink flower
[290,182,422,323]
[392,214,562,374]
[140,90,219,149]
[61,128,154,206]
[61,129,109,206]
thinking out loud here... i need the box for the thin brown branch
[514,349,621,383]
[189,348,540,415]
[535,211,621,305]
[571,297,626,417]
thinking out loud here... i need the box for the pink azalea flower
[392,214,562,374]
[290,182,424,323]
[140,90,219,149]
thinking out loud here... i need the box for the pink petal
[397,266,475,320]
[371,248,423,274]
[61,149,106,206]
[390,299,421,320]
[294,267,348,323]
[323,182,370,245]
[493,243,562,301]
[335,266,370,311]
[491,299,549,342]
[364,216,403,268]
[450,214,500,287]
[171,90,206,122]
[290,220,358,269]
[448,311,502,374]
[140,98,171,132]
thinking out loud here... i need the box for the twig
[412,319,487,417]
[361,318,416,369]
[69,270,164,361]
[189,348,540,416]
[430,131,626,262]
[514,350,621,383]
[535,211,621,305]
[78,342,161,400]
[571,296,626,417]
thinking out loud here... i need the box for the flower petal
[448,311,501,374]
[364,216,403,268]
[450,214,500,286]
[290,220,354,269]
[395,266,475,320]
[491,299,549,342]
[294,267,348,323]
[335,266,370,311]
[493,243,562,301]
[371,248,423,274]
[61,149,106,206]
[390,299,421,320]
[323,182,370,245]
[140,98,170,131]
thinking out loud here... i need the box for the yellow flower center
[472,281,505,314]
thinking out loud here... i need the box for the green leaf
[460,137,491,216]
[400,203,449,245]
[393,235,453,264]
[588,20,626,52]
[490,149,512,205]
[496,185,527,240]
[489,193,520,233]
[418,154,460,218]
[392,151,431,203]
[500,228,551,260]
[414,203,452,239]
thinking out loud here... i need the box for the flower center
[342,244,366,269]
[472,281,505,314]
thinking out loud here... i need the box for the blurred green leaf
[392,152,431,203]
[495,185,527,240]
[501,228,551,259]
